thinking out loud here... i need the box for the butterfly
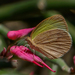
[26,15,72,59]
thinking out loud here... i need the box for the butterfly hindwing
[26,29,72,59]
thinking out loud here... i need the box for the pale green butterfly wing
[31,15,68,40]
[26,29,72,59]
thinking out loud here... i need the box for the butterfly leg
[33,49,35,60]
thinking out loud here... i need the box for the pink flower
[0,47,13,59]
[29,71,34,75]
[70,56,75,73]
[10,46,56,72]
[7,27,35,40]
[73,56,75,66]
[0,47,17,68]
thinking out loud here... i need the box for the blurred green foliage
[0,35,7,52]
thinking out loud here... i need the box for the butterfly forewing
[31,15,68,40]
[26,29,72,59]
